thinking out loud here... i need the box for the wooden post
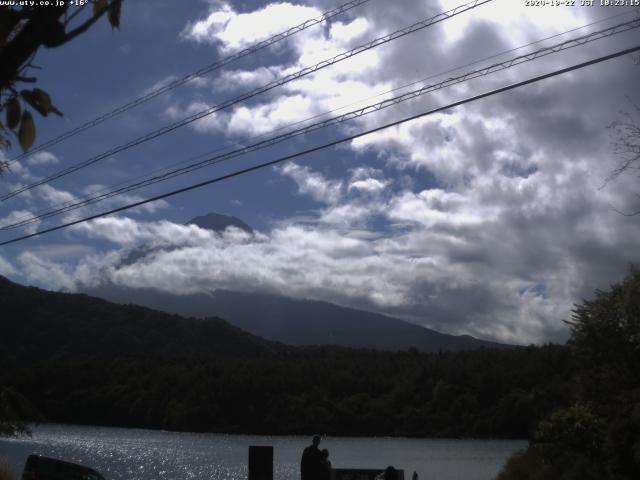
[248,445,273,480]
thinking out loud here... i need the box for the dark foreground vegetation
[1,345,570,438]
[0,274,569,438]
[498,269,640,480]
[1,270,639,479]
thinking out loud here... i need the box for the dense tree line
[0,274,574,439]
[0,344,571,439]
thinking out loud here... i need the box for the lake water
[0,425,525,480]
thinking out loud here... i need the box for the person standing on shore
[301,435,322,480]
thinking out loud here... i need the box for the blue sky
[1,0,639,344]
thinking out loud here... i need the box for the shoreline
[6,422,529,442]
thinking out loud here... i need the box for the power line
[7,0,374,164]
[4,16,638,231]
[1,43,638,247]
[6,10,629,232]
[0,0,495,202]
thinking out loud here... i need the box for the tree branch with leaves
[0,0,122,163]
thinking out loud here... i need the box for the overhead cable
[3,17,638,231]
[1,43,638,247]
[8,0,374,163]
[0,0,494,202]
[8,8,634,230]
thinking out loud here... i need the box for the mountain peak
[186,212,253,234]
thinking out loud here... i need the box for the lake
[0,425,525,480]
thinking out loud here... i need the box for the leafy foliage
[499,268,640,480]
[0,1,122,158]
[0,387,33,437]
[532,404,606,457]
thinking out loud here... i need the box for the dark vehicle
[21,455,105,480]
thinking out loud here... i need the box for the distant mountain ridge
[85,285,510,352]
[0,275,279,360]
[94,211,511,352]
[187,212,253,233]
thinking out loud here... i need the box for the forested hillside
[0,276,571,438]
[0,276,279,359]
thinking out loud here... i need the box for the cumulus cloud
[17,251,78,292]
[213,66,284,92]
[70,216,220,247]
[0,254,16,277]
[348,167,389,193]
[181,2,320,50]
[6,0,640,347]
[176,0,388,138]
[227,94,318,136]
[6,160,35,182]
[26,151,60,166]
[0,209,41,234]
[278,162,344,204]
[13,208,582,344]
[0,178,170,238]
[37,184,77,206]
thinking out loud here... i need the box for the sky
[0,0,639,345]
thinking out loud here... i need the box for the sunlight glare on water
[0,424,525,480]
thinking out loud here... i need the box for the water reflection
[0,424,525,480]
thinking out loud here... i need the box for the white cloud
[18,252,77,292]
[37,184,77,206]
[278,162,343,204]
[6,160,34,181]
[0,254,16,277]
[0,209,36,228]
[71,216,217,247]
[348,167,390,194]
[28,244,96,261]
[329,17,369,46]
[0,179,170,239]
[182,2,320,51]
[227,95,317,136]
[318,202,373,227]
[213,66,284,92]
[0,209,41,234]
[388,189,489,228]
[177,1,387,138]
[59,214,560,342]
[26,151,60,166]
[8,0,640,348]
[438,0,584,45]
[349,178,387,193]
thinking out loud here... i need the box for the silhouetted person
[301,435,322,480]
[383,466,398,480]
[411,471,418,480]
[320,448,331,480]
